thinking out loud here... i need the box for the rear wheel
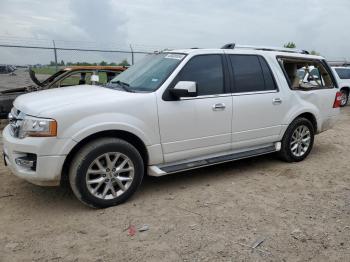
[340,89,349,107]
[278,118,314,162]
[69,138,144,208]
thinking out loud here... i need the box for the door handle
[272,98,282,105]
[212,103,226,111]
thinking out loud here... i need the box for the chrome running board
[148,143,280,177]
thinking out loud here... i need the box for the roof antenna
[221,43,235,49]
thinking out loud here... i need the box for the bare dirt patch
[0,108,350,261]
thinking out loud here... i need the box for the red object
[333,91,342,108]
[128,225,136,236]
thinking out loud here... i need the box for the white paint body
[332,67,350,90]
[2,49,340,185]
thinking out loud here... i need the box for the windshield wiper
[110,80,134,92]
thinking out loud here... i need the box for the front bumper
[2,125,72,186]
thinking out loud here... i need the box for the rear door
[228,54,288,149]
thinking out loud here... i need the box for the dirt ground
[0,107,349,262]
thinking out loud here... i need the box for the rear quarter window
[278,57,335,90]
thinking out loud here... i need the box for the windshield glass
[109,53,185,92]
[335,68,350,79]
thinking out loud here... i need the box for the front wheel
[69,138,144,208]
[278,118,315,162]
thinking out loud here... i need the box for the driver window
[176,55,224,96]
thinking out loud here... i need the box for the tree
[284,42,296,48]
[118,59,130,66]
[99,61,108,66]
[60,60,65,66]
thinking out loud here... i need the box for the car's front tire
[278,117,315,162]
[69,138,144,208]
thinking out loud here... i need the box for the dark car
[0,66,127,119]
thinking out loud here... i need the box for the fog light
[15,155,37,170]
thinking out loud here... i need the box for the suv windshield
[334,68,350,79]
[109,53,185,92]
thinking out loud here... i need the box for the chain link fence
[0,37,166,92]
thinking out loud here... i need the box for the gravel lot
[0,107,349,262]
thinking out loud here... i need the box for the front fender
[58,112,158,146]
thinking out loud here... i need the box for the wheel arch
[60,130,149,185]
[295,112,318,132]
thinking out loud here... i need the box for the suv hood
[14,85,133,117]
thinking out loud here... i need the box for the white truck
[2,44,341,208]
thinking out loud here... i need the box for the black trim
[162,54,229,101]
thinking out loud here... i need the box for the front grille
[8,107,24,138]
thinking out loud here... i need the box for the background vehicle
[332,67,350,106]
[0,65,16,74]
[0,66,127,119]
[2,45,340,208]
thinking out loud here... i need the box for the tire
[278,117,315,162]
[69,138,144,208]
[340,89,349,107]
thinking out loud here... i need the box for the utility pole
[52,40,58,72]
[129,44,134,65]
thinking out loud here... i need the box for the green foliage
[284,42,296,48]
[117,59,130,66]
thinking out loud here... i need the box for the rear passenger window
[177,55,224,96]
[229,55,276,92]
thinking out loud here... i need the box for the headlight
[18,116,57,138]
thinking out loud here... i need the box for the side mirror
[169,81,197,98]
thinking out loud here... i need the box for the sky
[0,0,349,64]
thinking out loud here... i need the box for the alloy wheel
[290,125,311,157]
[85,152,134,200]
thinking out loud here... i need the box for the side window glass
[177,55,224,96]
[259,57,277,90]
[229,55,266,92]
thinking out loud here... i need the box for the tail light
[333,91,342,108]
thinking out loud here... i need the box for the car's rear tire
[69,138,144,208]
[340,88,349,107]
[278,117,315,162]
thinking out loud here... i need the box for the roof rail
[221,43,309,54]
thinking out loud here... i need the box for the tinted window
[177,55,224,96]
[259,56,277,90]
[230,55,275,92]
[335,68,350,79]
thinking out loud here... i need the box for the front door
[157,54,233,163]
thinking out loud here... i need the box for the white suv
[2,44,341,208]
[332,67,350,106]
